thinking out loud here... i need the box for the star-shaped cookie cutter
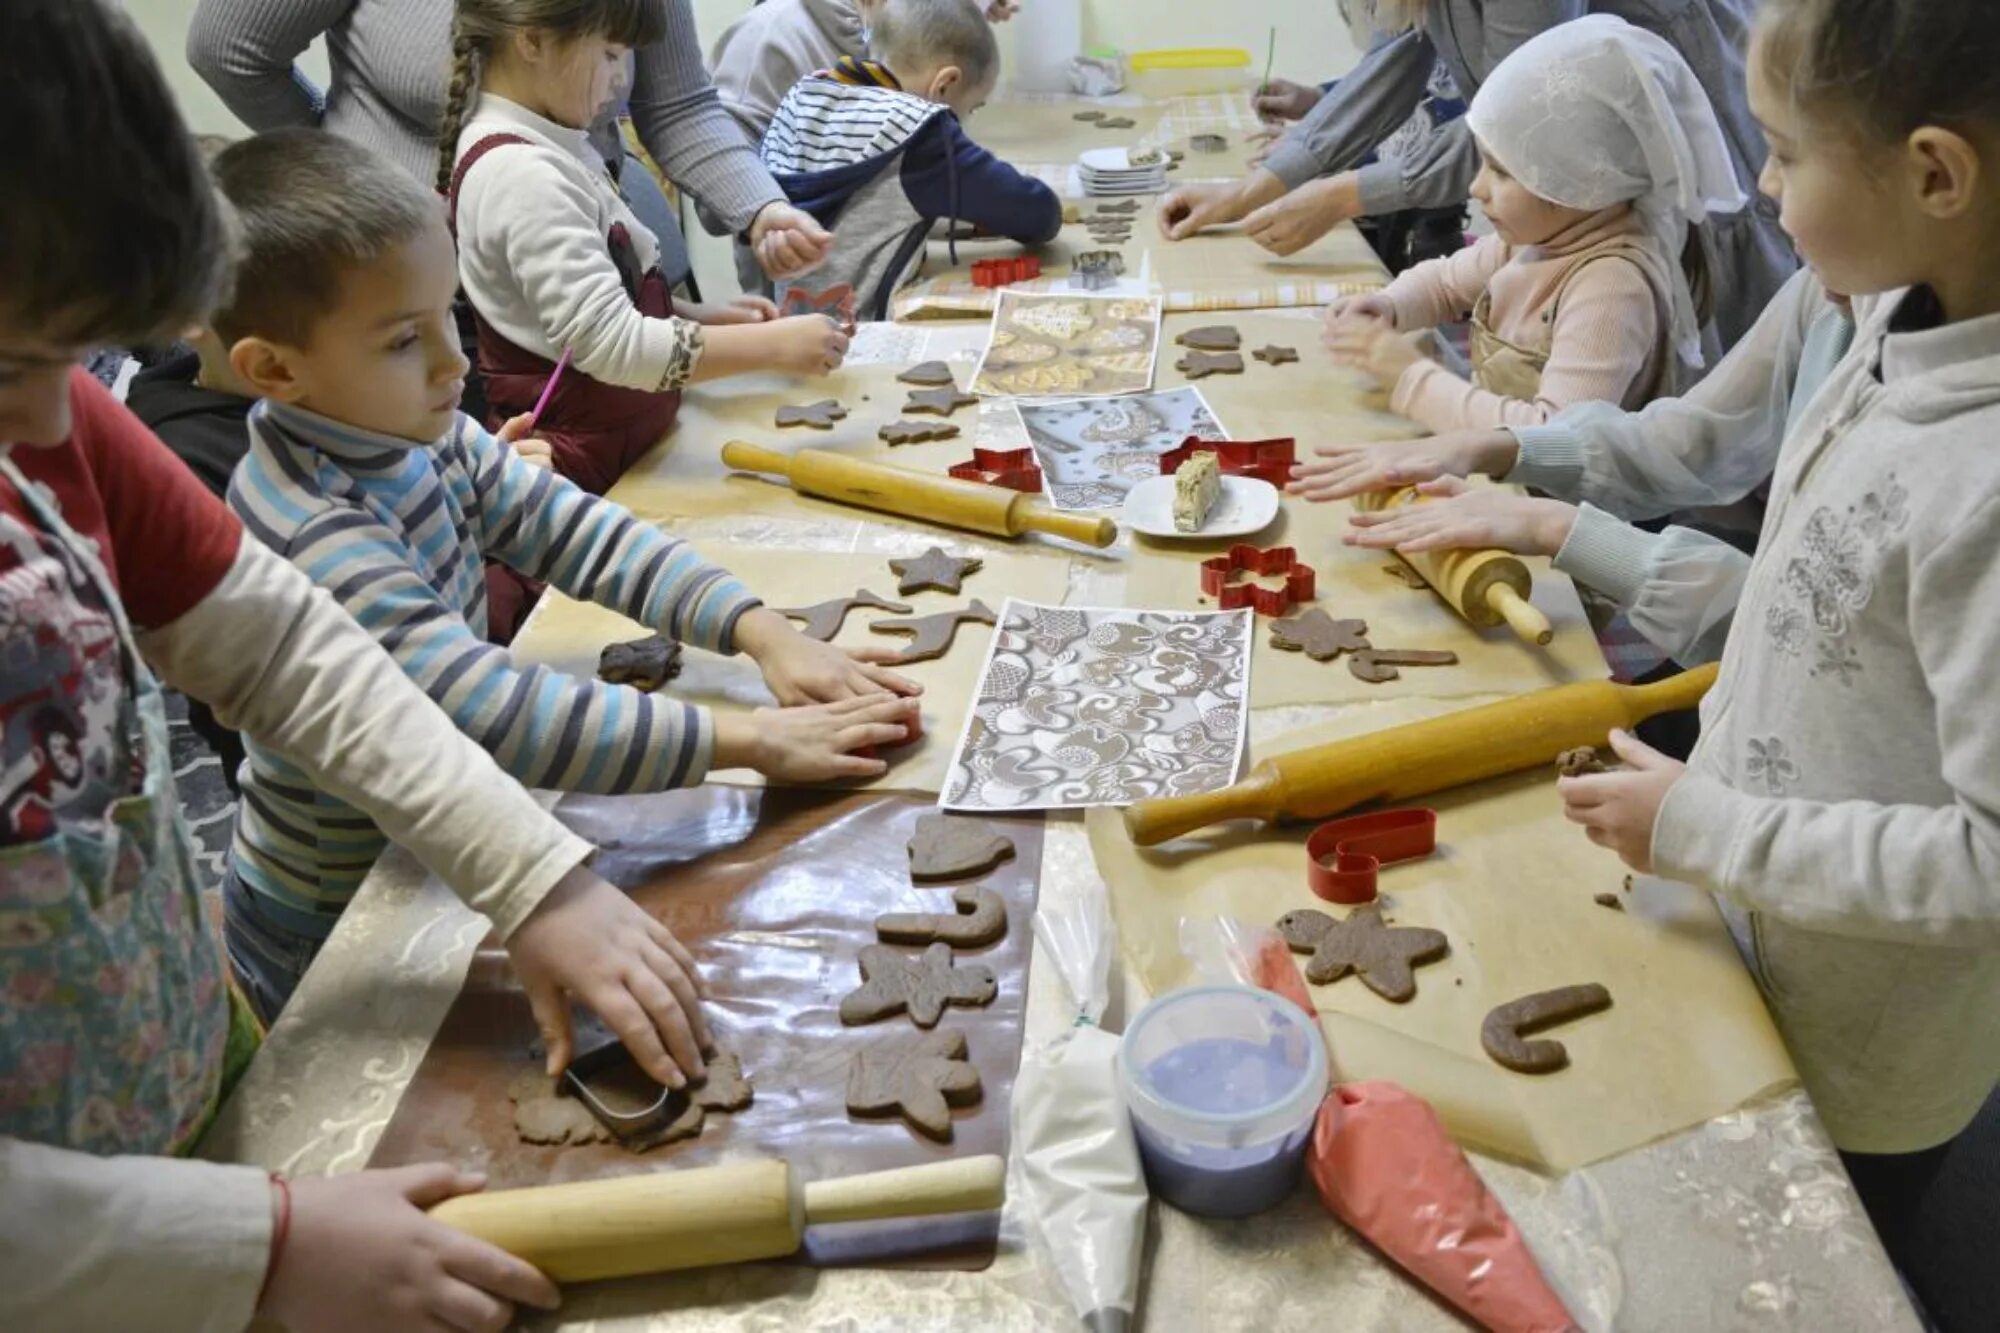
[946,446,1043,493]
[1160,436,1298,487]
[1199,544,1317,615]
[1305,808,1438,905]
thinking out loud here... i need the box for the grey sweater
[187,0,783,231]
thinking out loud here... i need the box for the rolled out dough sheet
[1088,700,1796,1173]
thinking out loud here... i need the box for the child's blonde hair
[436,0,665,194]
[867,0,999,90]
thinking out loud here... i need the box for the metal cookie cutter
[1161,436,1298,487]
[1306,808,1438,905]
[562,1037,691,1142]
[947,446,1043,493]
[1199,544,1317,616]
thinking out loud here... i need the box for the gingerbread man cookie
[775,399,849,429]
[838,942,998,1027]
[846,1028,982,1141]
[1277,903,1450,1002]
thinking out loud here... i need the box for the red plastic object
[1161,436,1298,487]
[946,446,1043,493]
[970,256,1043,288]
[1305,808,1438,905]
[780,283,857,334]
[1198,544,1316,616]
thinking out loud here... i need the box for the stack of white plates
[1077,146,1167,197]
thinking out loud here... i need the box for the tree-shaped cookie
[1276,903,1449,1002]
[846,1029,982,1141]
[839,942,997,1027]
[897,360,957,387]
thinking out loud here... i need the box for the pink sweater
[1382,206,1674,432]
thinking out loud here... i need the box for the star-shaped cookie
[1252,344,1299,365]
[1276,902,1449,1002]
[888,546,982,595]
[846,1028,982,1141]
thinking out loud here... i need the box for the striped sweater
[226,400,759,937]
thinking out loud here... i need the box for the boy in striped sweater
[211,130,921,1020]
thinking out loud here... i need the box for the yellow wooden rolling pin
[722,441,1118,548]
[428,1155,1005,1284]
[1357,483,1554,646]
[1123,664,1719,846]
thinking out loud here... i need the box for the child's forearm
[687,322,786,382]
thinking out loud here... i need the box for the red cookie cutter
[1306,808,1438,905]
[1198,544,1317,615]
[781,283,857,334]
[1161,436,1298,488]
[947,446,1043,493]
[971,256,1043,288]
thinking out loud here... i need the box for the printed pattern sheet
[1016,387,1228,510]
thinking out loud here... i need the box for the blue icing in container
[1119,986,1328,1219]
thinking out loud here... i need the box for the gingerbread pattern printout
[968,292,1163,400]
[1015,386,1229,511]
[942,601,1252,811]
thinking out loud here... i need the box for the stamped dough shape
[770,589,912,642]
[904,386,981,417]
[1175,325,1242,352]
[775,399,849,429]
[879,420,962,445]
[888,546,983,596]
[897,360,958,386]
[1348,647,1458,684]
[907,811,1017,880]
[839,941,998,1027]
[876,885,1008,948]
[1176,350,1244,379]
[846,1028,983,1141]
[1251,344,1299,365]
[1481,984,1613,1074]
[1269,609,1371,662]
[1277,902,1450,1002]
[597,635,684,691]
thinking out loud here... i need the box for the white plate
[1080,146,1160,172]
[1123,474,1281,539]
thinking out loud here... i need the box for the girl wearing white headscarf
[1326,16,1744,434]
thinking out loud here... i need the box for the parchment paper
[507,542,1071,796]
[1088,701,1796,1174]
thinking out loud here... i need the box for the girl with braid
[441,0,852,493]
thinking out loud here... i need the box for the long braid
[436,31,482,196]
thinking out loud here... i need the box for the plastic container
[1127,48,1253,100]
[1118,984,1328,1218]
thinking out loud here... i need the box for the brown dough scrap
[1348,647,1459,684]
[1277,902,1449,1002]
[879,419,963,445]
[896,360,958,386]
[1481,983,1614,1074]
[888,546,983,595]
[1096,116,1137,129]
[876,886,1009,948]
[839,941,998,1027]
[1073,109,1108,122]
[1190,133,1228,153]
[1381,561,1432,590]
[907,811,1016,881]
[1176,325,1242,352]
[904,386,980,417]
[508,1068,610,1146]
[868,599,997,665]
[1251,344,1300,365]
[846,1028,983,1141]
[597,635,684,691]
[690,1051,755,1113]
[770,588,912,642]
[775,398,849,429]
[1592,892,1625,913]
[1556,746,1610,777]
[1176,350,1244,379]
[1269,609,1371,662]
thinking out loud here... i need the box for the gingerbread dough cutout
[1277,902,1450,1002]
[1269,609,1371,662]
[904,386,980,417]
[597,635,683,691]
[1349,647,1459,684]
[907,811,1016,881]
[776,399,849,429]
[1481,983,1613,1074]
[868,600,997,665]
[1176,325,1241,352]
[509,1051,753,1150]
[771,589,912,642]
[839,942,998,1027]
[1176,350,1244,379]
[897,360,958,386]
[1382,561,1432,590]
[1592,893,1625,913]
[1190,133,1228,153]
[846,1028,982,1141]
[1252,344,1299,365]
[876,886,1008,948]
[888,547,982,595]
[879,420,962,445]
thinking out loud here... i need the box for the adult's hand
[749,202,834,280]
[1243,173,1363,256]
[1157,169,1287,241]
[1254,78,1324,122]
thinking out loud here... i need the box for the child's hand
[720,695,923,782]
[1326,315,1429,388]
[764,314,852,376]
[1343,476,1578,555]
[1558,730,1686,872]
[750,203,835,280]
[736,609,923,704]
[1289,429,1519,503]
[496,412,555,470]
[261,1165,560,1333]
[1323,292,1395,333]
[689,296,781,326]
[505,866,712,1088]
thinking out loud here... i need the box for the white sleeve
[0,1137,270,1333]
[1552,504,1748,666]
[137,535,591,939]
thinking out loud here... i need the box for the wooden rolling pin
[1358,483,1554,646]
[723,441,1117,548]
[430,1155,1005,1284]
[1123,663,1718,846]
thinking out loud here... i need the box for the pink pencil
[524,348,572,430]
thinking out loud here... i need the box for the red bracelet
[257,1171,293,1310]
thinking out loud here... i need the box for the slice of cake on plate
[1172,451,1223,533]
